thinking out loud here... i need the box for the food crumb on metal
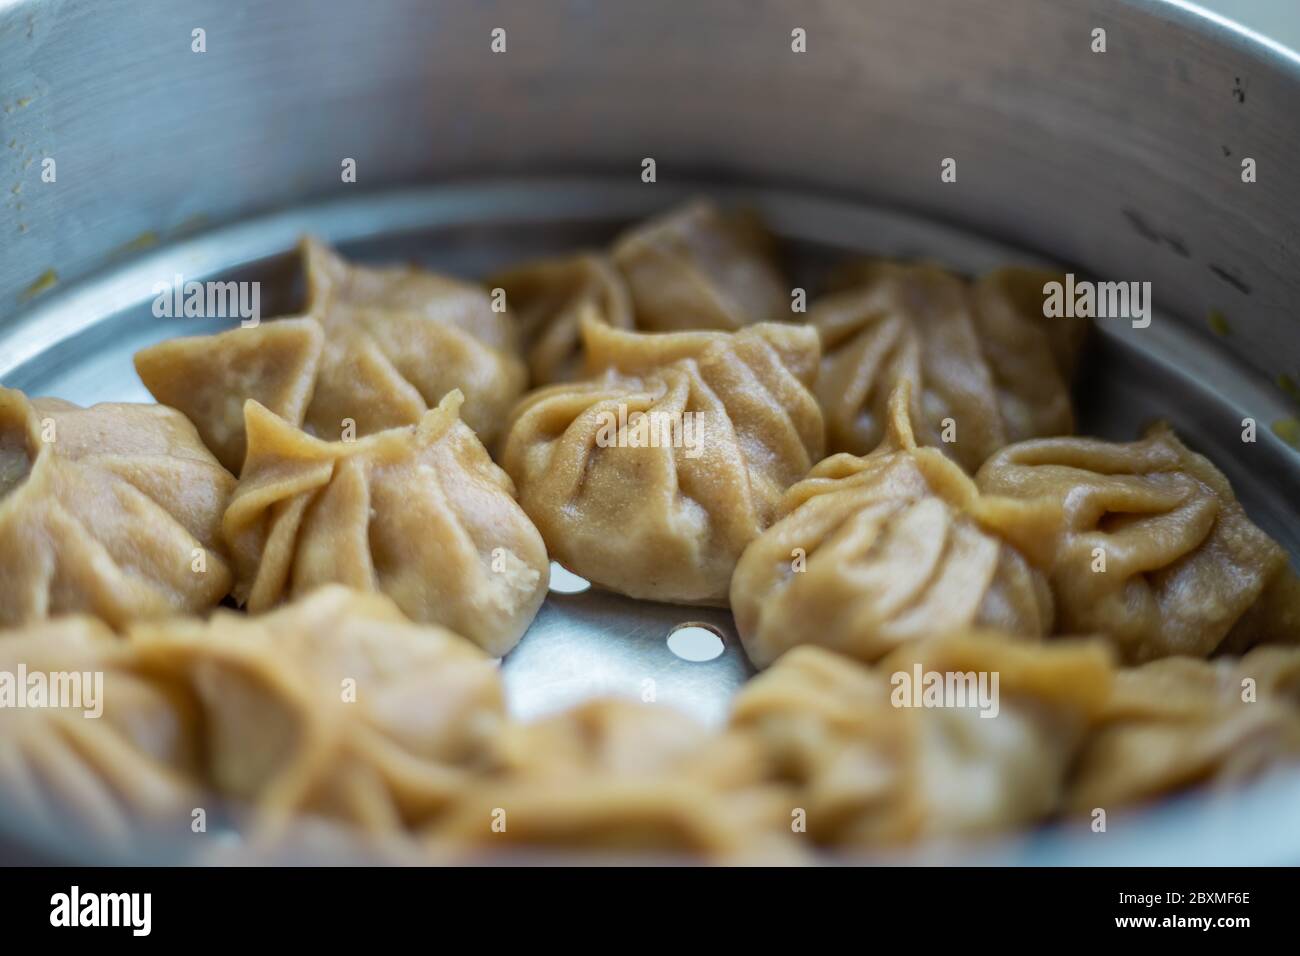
[18,268,57,302]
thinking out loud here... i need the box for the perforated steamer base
[2,179,1299,865]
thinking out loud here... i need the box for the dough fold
[0,388,235,628]
[732,383,1057,668]
[810,262,1085,470]
[502,319,824,604]
[224,390,548,656]
[976,425,1299,661]
[135,237,527,473]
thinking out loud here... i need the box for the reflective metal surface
[2,0,1299,864]
[3,0,1298,386]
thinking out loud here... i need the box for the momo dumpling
[134,317,324,474]
[976,426,1300,662]
[129,586,506,835]
[0,618,205,852]
[501,318,824,604]
[489,253,634,385]
[425,699,797,860]
[0,388,236,628]
[223,390,548,656]
[299,236,527,445]
[809,262,1085,469]
[731,383,1057,669]
[134,236,527,472]
[611,199,789,332]
[1067,645,1300,812]
[730,633,1113,847]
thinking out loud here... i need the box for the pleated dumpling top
[128,586,507,835]
[730,632,1113,847]
[223,390,548,657]
[501,318,824,605]
[730,382,1059,669]
[134,236,527,474]
[0,387,236,628]
[0,617,205,851]
[808,262,1085,470]
[0,588,507,849]
[298,236,527,447]
[1066,644,1300,810]
[425,698,800,862]
[489,252,634,386]
[976,425,1300,662]
[611,199,790,332]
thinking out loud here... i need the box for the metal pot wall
[3,0,1298,376]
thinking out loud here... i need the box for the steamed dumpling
[976,426,1299,662]
[489,253,634,385]
[0,588,507,849]
[223,390,548,656]
[611,199,789,332]
[134,317,324,475]
[809,262,1085,469]
[134,236,527,473]
[0,388,236,627]
[501,318,824,604]
[0,617,204,851]
[299,236,527,445]
[1067,645,1300,812]
[425,698,798,860]
[731,383,1057,669]
[129,586,506,835]
[730,632,1113,847]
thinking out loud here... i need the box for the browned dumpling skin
[488,253,634,385]
[730,632,1113,847]
[1067,645,1300,812]
[223,390,548,656]
[129,586,506,836]
[976,426,1299,662]
[731,383,1057,669]
[425,699,799,861]
[501,318,824,605]
[611,199,789,332]
[0,388,236,628]
[134,237,527,472]
[0,617,205,851]
[809,262,1085,470]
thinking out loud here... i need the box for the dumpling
[976,425,1300,662]
[1067,645,1300,812]
[731,383,1057,669]
[729,632,1113,847]
[809,262,1085,469]
[128,586,506,836]
[134,236,527,473]
[489,253,634,385]
[501,318,824,604]
[299,236,527,446]
[0,617,205,852]
[0,588,505,849]
[611,199,789,332]
[424,698,799,861]
[223,390,548,656]
[134,317,324,475]
[0,388,236,628]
